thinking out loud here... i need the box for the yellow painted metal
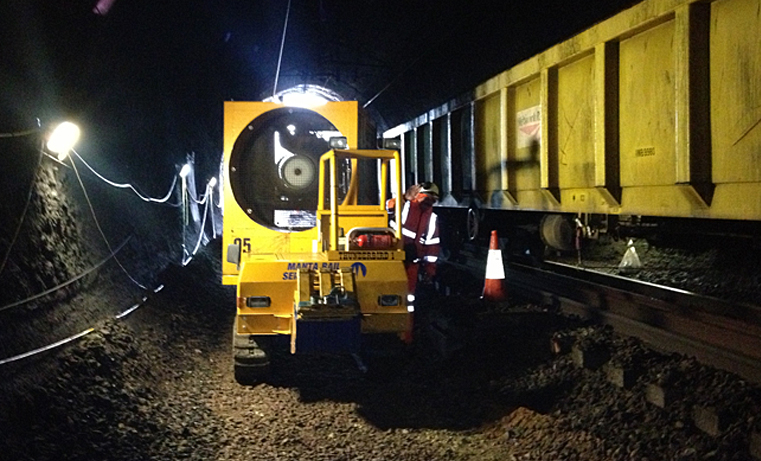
[317,149,403,251]
[540,67,560,205]
[387,0,761,221]
[318,269,333,297]
[620,20,676,188]
[557,53,595,190]
[475,92,502,201]
[222,101,360,282]
[339,268,355,297]
[711,0,761,185]
[362,313,409,334]
[234,246,409,340]
[226,129,410,348]
[236,314,289,336]
[513,78,541,194]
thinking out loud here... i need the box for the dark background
[1,0,640,183]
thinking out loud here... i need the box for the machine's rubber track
[232,318,271,385]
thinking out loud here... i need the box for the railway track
[441,252,761,384]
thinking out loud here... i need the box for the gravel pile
[1,246,760,461]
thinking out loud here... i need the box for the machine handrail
[317,149,403,251]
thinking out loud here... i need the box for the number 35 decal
[233,237,251,253]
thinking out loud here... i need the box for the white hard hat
[418,182,439,197]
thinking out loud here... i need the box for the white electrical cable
[0,134,221,367]
[182,184,212,266]
[69,156,147,290]
[1,285,163,366]
[114,302,141,319]
[0,147,43,277]
[188,189,210,205]
[0,128,38,138]
[0,236,132,313]
[0,328,95,366]
[72,150,179,205]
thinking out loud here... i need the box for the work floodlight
[329,136,348,150]
[382,138,401,150]
[46,122,80,161]
[179,163,192,179]
[281,92,328,108]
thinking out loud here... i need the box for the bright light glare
[282,92,328,108]
[47,122,80,160]
[179,164,192,179]
[208,176,217,188]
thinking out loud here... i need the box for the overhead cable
[73,150,179,205]
[69,156,147,290]
[272,0,292,98]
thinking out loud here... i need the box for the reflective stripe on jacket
[400,200,440,263]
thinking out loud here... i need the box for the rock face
[1,249,760,461]
[0,133,196,366]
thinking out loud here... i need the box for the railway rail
[441,251,761,384]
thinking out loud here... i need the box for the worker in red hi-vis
[393,182,440,294]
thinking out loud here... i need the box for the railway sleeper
[692,405,732,437]
[568,342,760,452]
[645,383,680,409]
[604,364,641,389]
[571,344,610,371]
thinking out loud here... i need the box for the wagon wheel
[466,207,480,241]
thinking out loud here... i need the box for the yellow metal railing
[317,149,403,251]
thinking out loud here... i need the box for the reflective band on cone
[485,249,506,280]
[482,230,507,302]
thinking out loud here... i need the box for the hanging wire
[363,53,425,109]
[0,146,44,278]
[0,128,38,138]
[0,236,131,313]
[272,0,293,99]
[0,327,95,366]
[69,155,147,290]
[188,189,210,205]
[72,150,179,205]
[0,280,166,366]
[362,5,482,110]
[182,182,212,266]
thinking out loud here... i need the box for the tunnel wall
[0,133,197,366]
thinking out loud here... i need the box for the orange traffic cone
[482,230,507,302]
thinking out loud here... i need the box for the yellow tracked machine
[221,101,411,383]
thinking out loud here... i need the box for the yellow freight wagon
[386,0,761,250]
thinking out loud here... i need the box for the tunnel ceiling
[1,0,641,159]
